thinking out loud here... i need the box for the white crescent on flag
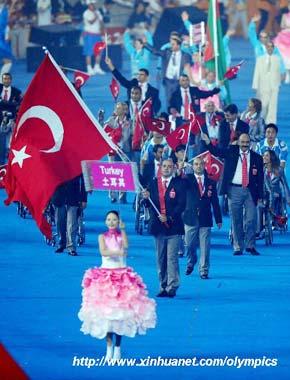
[152,120,165,131]
[177,128,186,140]
[75,75,85,87]
[15,105,64,154]
[211,163,220,175]
[0,167,6,181]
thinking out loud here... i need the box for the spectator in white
[228,0,248,38]
[37,0,52,26]
[0,0,13,77]
[82,0,105,75]
[252,41,283,124]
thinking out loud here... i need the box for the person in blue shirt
[255,123,288,169]
[248,13,286,74]
[123,27,153,77]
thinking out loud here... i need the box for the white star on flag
[11,146,31,168]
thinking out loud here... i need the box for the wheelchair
[44,203,57,246]
[77,207,86,246]
[134,191,149,235]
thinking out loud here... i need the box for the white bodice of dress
[101,255,126,269]
[100,229,126,269]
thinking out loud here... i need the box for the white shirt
[194,174,204,187]
[83,9,103,34]
[1,86,11,101]
[37,0,52,26]
[165,50,182,80]
[206,113,219,140]
[161,176,172,188]
[139,82,148,101]
[232,149,250,185]
[154,159,161,176]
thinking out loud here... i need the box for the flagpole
[212,0,219,86]
[105,32,108,59]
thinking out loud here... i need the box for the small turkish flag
[140,97,153,126]
[109,77,120,100]
[104,124,122,155]
[0,164,7,189]
[146,118,171,136]
[189,105,205,135]
[224,60,244,80]
[166,124,190,150]
[4,53,114,238]
[196,150,224,181]
[74,70,90,89]
[94,41,106,56]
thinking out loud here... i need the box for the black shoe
[200,274,208,279]
[178,251,184,258]
[55,247,64,253]
[167,289,176,298]
[111,198,117,203]
[156,290,168,297]
[185,266,194,275]
[233,250,243,256]
[246,247,260,256]
[68,250,78,256]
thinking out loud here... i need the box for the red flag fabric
[132,112,145,150]
[4,53,114,238]
[224,60,245,80]
[189,106,205,135]
[74,70,90,89]
[0,164,7,188]
[140,97,153,126]
[104,124,122,155]
[196,150,224,181]
[93,41,106,56]
[166,124,190,150]
[147,118,171,136]
[109,77,120,100]
[0,344,29,380]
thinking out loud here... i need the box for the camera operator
[0,110,15,164]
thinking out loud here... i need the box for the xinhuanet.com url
[72,355,278,368]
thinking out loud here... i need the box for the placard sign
[81,161,139,192]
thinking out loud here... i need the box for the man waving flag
[4,52,115,238]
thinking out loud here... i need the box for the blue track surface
[0,38,290,380]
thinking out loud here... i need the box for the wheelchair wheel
[264,211,273,246]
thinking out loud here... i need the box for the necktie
[230,122,235,142]
[184,90,190,120]
[163,179,168,190]
[3,89,8,101]
[242,153,249,188]
[197,176,203,196]
[172,52,176,66]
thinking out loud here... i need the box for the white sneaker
[113,346,121,360]
[87,65,95,75]
[93,65,105,75]
[105,345,113,361]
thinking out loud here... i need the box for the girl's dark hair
[249,98,262,114]
[106,210,120,219]
[265,149,280,170]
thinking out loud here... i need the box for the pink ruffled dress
[78,229,156,339]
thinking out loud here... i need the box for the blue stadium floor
[0,38,290,380]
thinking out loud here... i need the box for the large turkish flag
[4,53,114,238]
